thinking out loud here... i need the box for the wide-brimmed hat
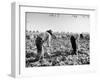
[46,30,53,35]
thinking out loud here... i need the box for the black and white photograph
[25,12,90,67]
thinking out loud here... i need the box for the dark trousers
[35,43,42,61]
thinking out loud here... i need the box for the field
[25,31,90,67]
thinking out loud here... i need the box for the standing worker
[70,35,77,55]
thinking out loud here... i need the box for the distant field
[25,31,90,67]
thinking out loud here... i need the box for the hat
[46,30,53,35]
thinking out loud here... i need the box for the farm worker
[70,35,77,55]
[34,30,56,62]
[43,30,53,47]
[34,35,44,62]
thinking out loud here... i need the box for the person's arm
[43,33,49,43]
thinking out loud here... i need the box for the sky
[26,12,90,33]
